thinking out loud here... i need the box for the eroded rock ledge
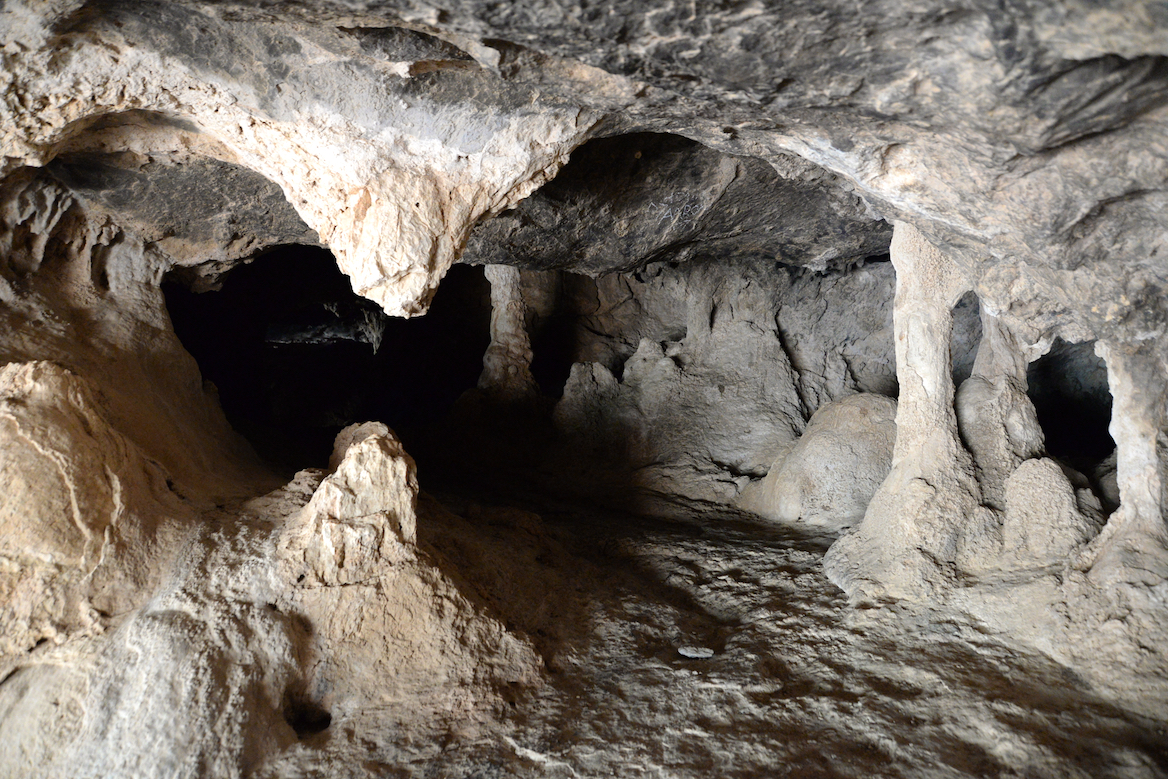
[2,0,1167,775]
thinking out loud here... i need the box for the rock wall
[0,172,540,776]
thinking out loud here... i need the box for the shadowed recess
[163,245,491,469]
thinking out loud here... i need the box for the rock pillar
[1079,341,1168,584]
[478,264,540,402]
[824,222,992,600]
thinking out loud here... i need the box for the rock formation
[2,0,1168,775]
[741,393,898,532]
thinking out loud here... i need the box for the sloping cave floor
[247,477,1168,779]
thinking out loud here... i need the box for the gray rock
[741,393,897,533]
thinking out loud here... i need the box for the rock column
[479,264,540,402]
[825,222,991,600]
[1080,340,1168,583]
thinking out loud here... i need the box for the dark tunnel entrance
[1026,338,1115,477]
[163,246,492,470]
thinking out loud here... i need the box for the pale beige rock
[1000,458,1103,567]
[479,264,539,401]
[2,0,1168,767]
[742,393,896,532]
[954,309,1046,510]
[0,361,191,656]
[0,426,541,779]
[0,171,270,501]
[0,9,598,316]
[551,266,809,505]
[280,423,418,586]
[273,428,540,739]
[825,222,995,599]
[1079,341,1168,581]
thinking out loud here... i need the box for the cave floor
[258,487,1168,779]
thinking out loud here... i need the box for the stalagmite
[954,308,1045,510]
[742,393,897,532]
[958,312,1105,569]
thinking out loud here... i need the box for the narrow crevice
[1026,338,1115,475]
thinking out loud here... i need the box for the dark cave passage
[1027,338,1115,474]
[163,246,492,470]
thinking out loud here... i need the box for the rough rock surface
[741,393,897,532]
[3,0,1168,773]
[3,2,596,314]
[1,426,541,779]
[541,257,939,506]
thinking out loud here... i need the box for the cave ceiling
[4,0,1166,341]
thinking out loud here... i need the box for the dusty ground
[253,482,1168,779]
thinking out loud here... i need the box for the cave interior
[1,2,1167,777]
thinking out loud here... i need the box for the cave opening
[162,245,493,471]
[1027,338,1115,475]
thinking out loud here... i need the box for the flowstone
[741,393,897,532]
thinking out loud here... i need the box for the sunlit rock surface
[2,0,1168,775]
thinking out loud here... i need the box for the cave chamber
[1,3,1167,777]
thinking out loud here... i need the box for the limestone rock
[2,0,1168,768]
[2,4,598,316]
[0,361,191,656]
[742,393,897,532]
[281,423,418,586]
[825,223,995,601]
[478,264,540,402]
[1,433,541,779]
[463,133,891,274]
[1000,458,1103,568]
[954,309,1047,511]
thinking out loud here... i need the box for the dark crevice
[283,693,332,738]
[1027,338,1115,474]
[530,311,579,398]
[950,291,981,387]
